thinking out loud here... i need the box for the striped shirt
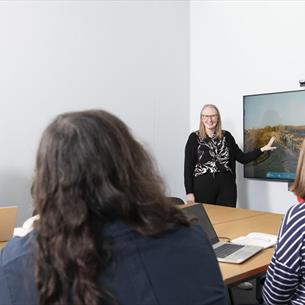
[263,203,305,305]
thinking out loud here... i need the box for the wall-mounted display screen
[243,89,305,181]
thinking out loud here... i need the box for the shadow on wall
[0,172,33,226]
[236,164,249,208]
[236,164,269,210]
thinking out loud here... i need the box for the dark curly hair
[32,110,189,305]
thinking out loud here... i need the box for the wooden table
[204,204,283,285]
[204,203,265,225]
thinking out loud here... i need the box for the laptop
[0,206,17,242]
[182,203,263,264]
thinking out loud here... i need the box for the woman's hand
[186,193,195,205]
[261,136,277,152]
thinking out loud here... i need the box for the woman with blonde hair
[184,104,276,207]
[263,139,305,304]
[0,110,226,305]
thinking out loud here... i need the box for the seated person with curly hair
[0,110,226,305]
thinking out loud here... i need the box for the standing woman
[184,104,276,207]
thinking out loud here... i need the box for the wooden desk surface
[204,204,265,225]
[213,212,283,239]
[208,208,283,285]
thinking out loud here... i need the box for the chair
[167,197,185,205]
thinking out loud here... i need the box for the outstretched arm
[227,131,276,164]
[260,136,277,152]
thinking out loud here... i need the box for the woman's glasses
[201,114,218,119]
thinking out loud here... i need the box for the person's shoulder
[284,202,305,221]
[157,224,210,249]
[278,203,305,236]
[152,225,219,274]
[223,130,233,137]
[276,203,305,246]
[186,132,199,145]
[0,231,34,267]
[189,131,199,139]
[223,130,237,142]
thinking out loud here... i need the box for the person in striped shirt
[263,139,305,305]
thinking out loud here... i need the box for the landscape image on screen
[244,90,305,181]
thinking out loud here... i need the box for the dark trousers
[193,172,237,208]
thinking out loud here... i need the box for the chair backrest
[167,197,185,205]
[0,206,17,241]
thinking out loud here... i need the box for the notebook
[0,206,17,242]
[182,203,263,264]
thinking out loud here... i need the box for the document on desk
[231,232,277,249]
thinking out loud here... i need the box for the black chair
[167,197,185,205]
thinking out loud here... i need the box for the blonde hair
[198,104,223,139]
[290,139,305,199]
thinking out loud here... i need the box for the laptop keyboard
[215,243,244,258]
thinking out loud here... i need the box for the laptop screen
[182,204,219,245]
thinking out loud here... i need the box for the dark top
[0,222,226,305]
[184,130,262,194]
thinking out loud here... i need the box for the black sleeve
[226,131,263,164]
[184,132,198,194]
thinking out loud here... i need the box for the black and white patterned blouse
[194,135,232,176]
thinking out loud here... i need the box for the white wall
[5,1,300,224]
[191,1,305,214]
[0,1,189,224]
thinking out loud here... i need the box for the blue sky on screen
[244,90,305,129]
